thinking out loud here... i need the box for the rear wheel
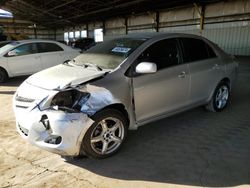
[81,109,128,159]
[206,81,230,112]
[0,68,8,83]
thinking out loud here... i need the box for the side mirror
[7,51,17,57]
[135,62,157,74]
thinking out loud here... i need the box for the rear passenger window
[137,38,180,70]
[181,38,217,63]
[37,43,63,53]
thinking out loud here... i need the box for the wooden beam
[155,11,159,32]
[200,5,205,31]
[102,20,106,35]
[125,17,128,35]
[193,3,205,32]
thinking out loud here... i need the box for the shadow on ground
[0,76,28,87]
[0,91,16,95]
[67,58,250,187]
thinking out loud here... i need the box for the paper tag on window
[111,47,131,53]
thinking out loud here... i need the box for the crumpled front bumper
[15,106,94,156]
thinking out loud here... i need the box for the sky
[0,9,13,18]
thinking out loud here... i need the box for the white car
[0,40,80,82]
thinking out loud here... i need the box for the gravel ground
[0,57,250,188]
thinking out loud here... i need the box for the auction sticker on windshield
[111,47,131,53]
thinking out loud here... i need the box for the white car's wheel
[81,109,128,159]
[0,68,8,83]
[206,81,230,112]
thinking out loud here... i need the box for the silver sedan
[13,33,238,159]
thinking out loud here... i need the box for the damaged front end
[47,84,116,115]
[49,89,91,113]
[18,110,94,156]
[14,82,118,156]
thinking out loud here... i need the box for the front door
[132,38,190,123]
[7,43,42,76]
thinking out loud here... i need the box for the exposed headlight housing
[51,89,90,112]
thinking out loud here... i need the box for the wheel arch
[0,66,9,82]
[92,103,130,126]
[220,77,231,89]
[0,66,9,77]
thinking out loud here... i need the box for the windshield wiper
[81,63,103,71]
[62,60,73,66]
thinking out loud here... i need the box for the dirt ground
[1,57,250,188]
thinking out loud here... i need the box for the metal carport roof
[0,0,220,28]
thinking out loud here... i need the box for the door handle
[178,71,186,78]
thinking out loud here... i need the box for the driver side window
[137,38,180,70]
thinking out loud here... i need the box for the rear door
[37,42,64,69]
[132,38,190,122]
[7,43,42,76]
[180,37,223,104]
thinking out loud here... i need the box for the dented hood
[26,64,108,90]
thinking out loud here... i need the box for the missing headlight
[51,90,77,107]
[51,90,90,112]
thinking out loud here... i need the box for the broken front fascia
[16,83,120,156]
[17,109,94,156]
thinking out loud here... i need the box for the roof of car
[111,32,203,40]
[11,39,61,44]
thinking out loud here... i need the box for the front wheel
[81,109,128,159]
[206,81,230,112]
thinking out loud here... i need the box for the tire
[0,68,8,83]
[81,109,128,159]
[206,81,230,112]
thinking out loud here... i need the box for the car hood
[26,64,109,90]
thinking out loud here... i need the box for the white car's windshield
[0,42,20,55]
[73,38,147,69]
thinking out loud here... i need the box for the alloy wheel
[90,117,125,155]
[215,85,229,109]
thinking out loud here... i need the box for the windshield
[0,42,19,55]
[73,38,147,69]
